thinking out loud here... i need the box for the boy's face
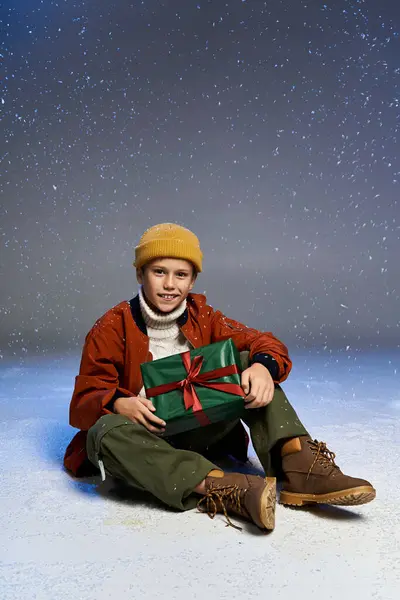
[136,257,196,313]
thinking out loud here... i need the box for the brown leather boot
[197,470,276,531]
[279,436,376,507]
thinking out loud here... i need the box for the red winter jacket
[64,293,292,476]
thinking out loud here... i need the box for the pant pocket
[87,414,134,481]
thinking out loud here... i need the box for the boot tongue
[281,437,302,457]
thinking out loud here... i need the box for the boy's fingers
[136,414,149,429]
[138,397,156,411]
[139,416,165,434]
[245,386,265,408]
[241,371,250,394]
[258,383,271,404]
[145,422,166,434]
[244,397,256,405]
[244,397,259,409]
[266,387,274,404]
[262,391,270,406]
[143,408,166,427]
[245,383,259,402]
[136,412,165,434]
[260,386,269,405]
[245,398,260,409]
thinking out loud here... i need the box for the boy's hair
[133,223,203,273]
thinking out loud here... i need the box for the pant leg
[242,385,308,475]
[239,351,308,475]
[86,414,217,511]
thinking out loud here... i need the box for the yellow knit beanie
[134,223,203,273]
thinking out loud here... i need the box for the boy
[64,223,375,531]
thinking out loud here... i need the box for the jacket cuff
[104,389,126,413]
[250,353,280,380]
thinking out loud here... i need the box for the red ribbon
[145,351,244,426]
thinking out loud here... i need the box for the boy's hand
[113,396,166,434]
[241,363,275,409]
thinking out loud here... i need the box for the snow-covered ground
[1,351,399,600]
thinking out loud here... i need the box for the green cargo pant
[86,354,308,511]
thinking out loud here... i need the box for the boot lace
[307,439,338,480]
[197,484,244,531]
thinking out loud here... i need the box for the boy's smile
[158,293,180,302]
[137,257,196,314]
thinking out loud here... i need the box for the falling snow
[0,0,399,357]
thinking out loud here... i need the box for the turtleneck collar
[138,285,187,331]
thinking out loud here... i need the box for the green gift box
[140,339,246,436]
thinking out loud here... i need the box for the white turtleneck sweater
[138,286,193,398]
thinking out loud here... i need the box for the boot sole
[258,477,276,530]
[280,485,376,507]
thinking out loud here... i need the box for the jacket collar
[129,294,189,336]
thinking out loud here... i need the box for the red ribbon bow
[145,351,244,425]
